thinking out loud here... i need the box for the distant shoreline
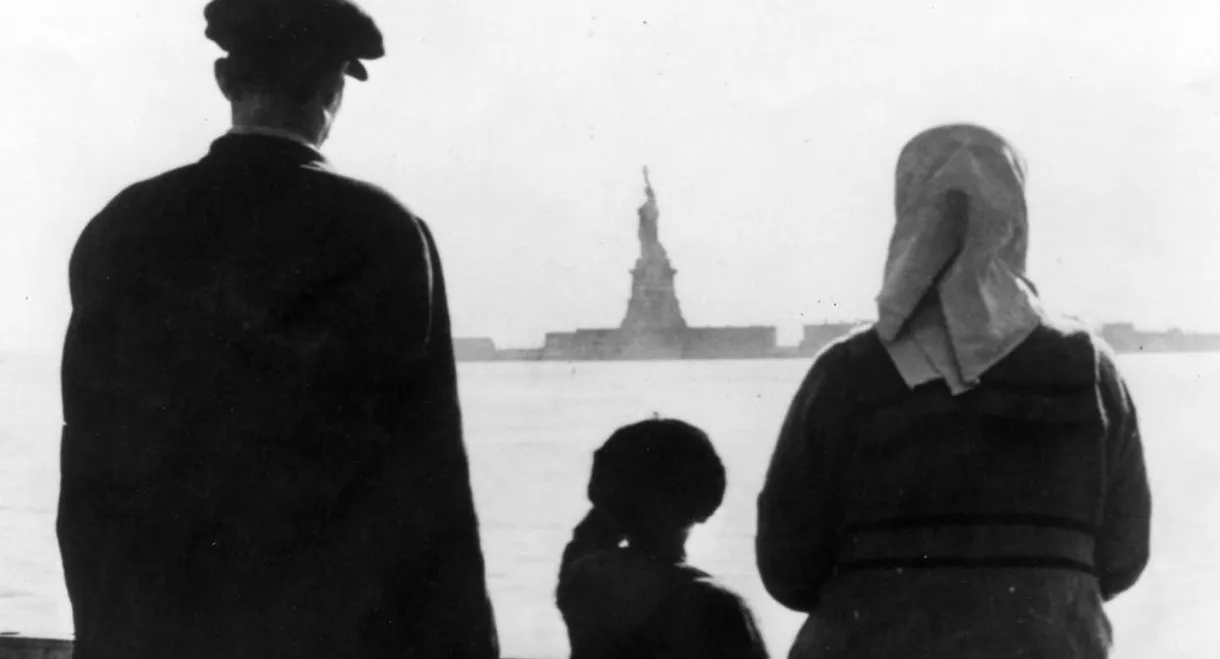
[455,322,1220,363]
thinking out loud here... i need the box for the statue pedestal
[621,254,686,334]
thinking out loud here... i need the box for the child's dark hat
[589,419,726,528]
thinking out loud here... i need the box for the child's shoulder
[667,564,751,610]
[560,553,725,612]
[655,565,768,657]
[563,551,691,593]
[559,554,766,657]
[557,551,682,633]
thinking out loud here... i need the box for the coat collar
[206,130,330,170]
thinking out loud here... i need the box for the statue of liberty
[621,165,685,332]
[637,166,665,258]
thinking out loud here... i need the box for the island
[453,170,1220,362]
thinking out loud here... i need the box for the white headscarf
[875,124,1045,394]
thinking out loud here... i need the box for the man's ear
[215,58,244,102]
[319,67,347,110]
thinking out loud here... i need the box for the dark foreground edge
[0,636,71,659]
[0,636,534,659]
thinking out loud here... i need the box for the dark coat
[756,321,1151,659]
[558,548,769,659]
[58,134,498,659]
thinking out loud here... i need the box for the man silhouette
[57,2,498,657]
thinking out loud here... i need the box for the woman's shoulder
[809,323,880,362]
[988,315,1108,389]
[799,324,908,403]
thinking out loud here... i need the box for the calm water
[1,353,1217,657]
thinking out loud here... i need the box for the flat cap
[204,0,384,81]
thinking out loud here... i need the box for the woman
[756,124,1151,658]
[558,418,768,659]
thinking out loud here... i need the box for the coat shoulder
[807,324,896,395]
[72,164,200,263]
[313,169,422,222]
[93,164,198,219]
[832,323,884,360]
[987,317,1105,389]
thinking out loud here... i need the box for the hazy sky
[4,0,1219,352]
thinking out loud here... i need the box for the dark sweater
[558,548,769,659]
[58,134,498,659]
[756,321,1151,658]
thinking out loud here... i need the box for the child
[556,418,768,659]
